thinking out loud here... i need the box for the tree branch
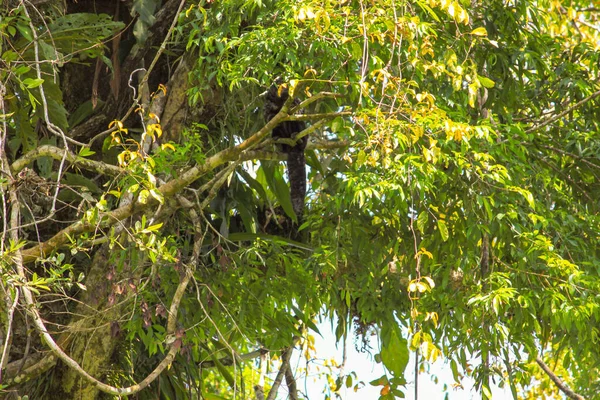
[309,139,350,150]
[536,355,585,400]
[3,111,191,395]
[285,111,352,121]
[526,89,600,134]
[199,348,269,368]
[266,347,294,400]
[291,92,344,112]
[0,287,19,381]
[2,352,58,387]
[10,145,124,176]
[284,356,299,400]
[19,103,291,264]
[12,245,191,396]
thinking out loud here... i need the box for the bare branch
[2,352,58,387]
[254,385,265,400]
[266,347,294,400]
[19,100,296,264]
[254,350,268,400]
[308,139,350,150]
[526,89,600,134]
[13,245,191,396]
[536,355,585,400]
[10,145,124,176]
[284,356,299,400]
[291,92,344,112]
[241,139,350,162]
[285,111,353,121]
[200,348,269,368]
[0,287,19,381]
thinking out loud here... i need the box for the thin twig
[525,89,600,134]
[0,287,19,382]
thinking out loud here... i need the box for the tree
[1,0,599,399]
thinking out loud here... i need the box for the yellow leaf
[138,189,150,204]
[424,276,436,289]
[156,83,167,95]
[117,152,126,167]
[458,8,469,24]
[470,27,488,36]
[289,79,298,96]
[447,2,455,17]
[147,123,163,139]
[109,120,124,130]
[478,75,495,88]
[304,68,317,77]
[315,9,331,33]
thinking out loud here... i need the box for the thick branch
[242,139,350,162]
[4,110,189,396]
[266,347,294,400]
[240,150,286,162]
[20,102,291,264]
[284,356,298,400]
[13,252,191,396]
[308,139,350,150]
[536,355,585,400]
[3,352,57,387]
[10,145,124,176]
[285,111,352,121]
[291,92,344,112]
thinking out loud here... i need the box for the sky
[292,319,514,400]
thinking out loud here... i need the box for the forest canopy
[1,0,600,399]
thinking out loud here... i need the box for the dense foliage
[1,0,600,399]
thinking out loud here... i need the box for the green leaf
[16,23,34,42]
[70,100,104,127]
[210,353,236,390]
[78,147,96,157]
[237,169,268,201]
[437,219,449,241]
[416,211,428,234]
[416,0,441,22]
[203,394,230,400]
[292,305,321,336]
[478,75,495,88]
[380,330,409,376]
[450,359,459,382]
[227,232,310,250]
[22,78,44,89]
[369,374,388,386]
[261,162,296,221]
